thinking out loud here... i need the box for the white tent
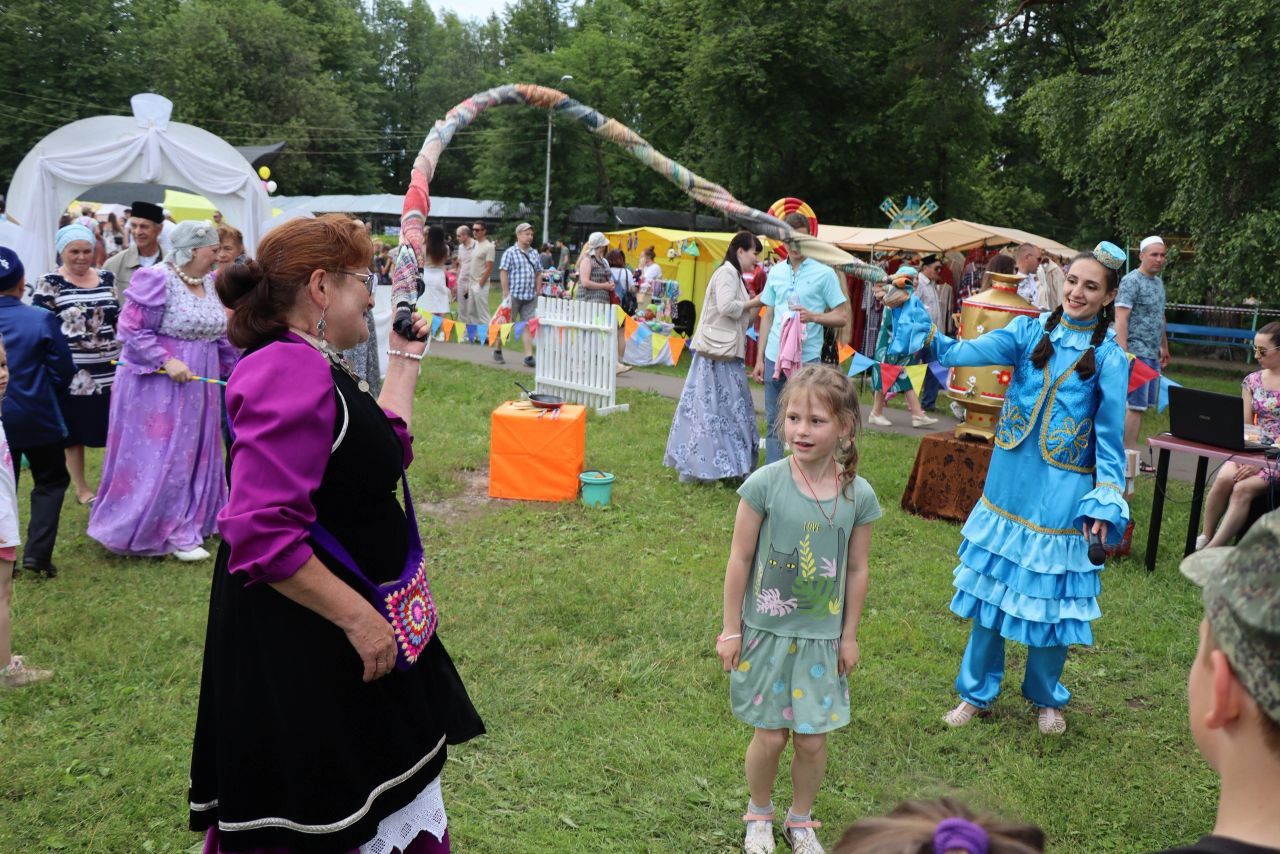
[4,93,271,274]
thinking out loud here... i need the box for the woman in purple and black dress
[189,214,483,853]
[87,221,237,561]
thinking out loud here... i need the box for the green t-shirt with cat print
[737,460,881,640]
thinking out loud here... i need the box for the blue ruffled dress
[897,300,1131,648]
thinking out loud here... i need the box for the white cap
[1139,235,1164,252]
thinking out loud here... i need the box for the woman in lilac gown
[88,221,237,560]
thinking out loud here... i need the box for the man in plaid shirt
[496,221,543,367]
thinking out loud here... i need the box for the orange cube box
[488,401,586,501]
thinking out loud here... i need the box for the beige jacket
[103,243,164,301]
[690,261,753,360]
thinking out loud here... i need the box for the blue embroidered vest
[994,330,1119,473]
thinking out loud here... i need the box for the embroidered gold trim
[995,356,1056,450]
[1096,481,1124,493]
[1038,350,1096,473]
[924,324,937,349]
[980,496,1079,536]
[1059,315,1099,333]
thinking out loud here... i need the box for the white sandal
[1037,706,1067,735]
[943,701,982,727]
[743,812,776,854]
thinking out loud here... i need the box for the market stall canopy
[869,218,1076,258]
[4,93,270,272]
[817,225,911,252]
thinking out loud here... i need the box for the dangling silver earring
[316,307,328,340]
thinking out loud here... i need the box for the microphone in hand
[1086,527,1106,566]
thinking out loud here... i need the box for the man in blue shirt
[751,214,850,464]
[496,222,543,368]
[1114,235,1169,455]
[0,247,74,577]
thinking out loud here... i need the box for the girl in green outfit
[717,365,882,854]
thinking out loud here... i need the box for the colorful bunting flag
[440,318,455,341]
[668,336,686,364]
[652,332,667,360]
[879,363,903,391]
[904,364,928,394]
[430,314,443,336]
[487,324,500,346]
[847,352,876,377]
[623,315,640,340]
[527,317,540,339]
[513,321,526,341]
[1158,376,1182,413]
[1128,357,1160,393]
[745,326,759,341]
[837,342,855,364]
[613,305,627,326]
[927,360,950,386]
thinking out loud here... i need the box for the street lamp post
[542,74,572,247]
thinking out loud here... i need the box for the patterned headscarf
[169,220,220,267]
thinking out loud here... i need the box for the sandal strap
[784,819,822,829]
[743,813,775,823]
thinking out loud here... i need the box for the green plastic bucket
[579,470,615,507]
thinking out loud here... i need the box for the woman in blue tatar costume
[881,242,1130,736]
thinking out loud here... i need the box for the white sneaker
[743,815,775,854]
[782,820,824,854]
[174,545,211,562]
[911,413,938,428]
[1195,533,1210,551]
[866,412,891,427]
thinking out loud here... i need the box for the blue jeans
[955,623,1070,709]
[762,356,821,464]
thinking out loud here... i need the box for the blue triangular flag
[846,352,876,377]
[430,315,443,335]
[928,360,950,386]
[513,321,527,341]
[745,326,759,341]
[466,324,478,342]
[1158,376,1182,413]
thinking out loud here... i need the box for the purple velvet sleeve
[382,408,414,467]
[217,338,336,584]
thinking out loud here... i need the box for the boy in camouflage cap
[1157,510,1280,853]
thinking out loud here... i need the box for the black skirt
[188,360,483,851]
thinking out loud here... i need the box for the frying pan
[514,381,564,410]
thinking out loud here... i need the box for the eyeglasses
[331,269,376,293]
[1255,345,1279,357]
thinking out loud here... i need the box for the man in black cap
[103,200,164,299]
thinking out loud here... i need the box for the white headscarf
[170,220,219,267]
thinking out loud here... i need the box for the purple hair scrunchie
[933,817,989,854]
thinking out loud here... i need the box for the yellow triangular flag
[500,322,514,344]
[652,332,667,360]
[613,304,627,326]
[904,363,927,394]
[623,315,640,340]
[454,321,467,343]
[440,319,454,341]
[668,335,686,364]
[417,309,434,327]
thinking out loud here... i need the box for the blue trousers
[762,356,823,465]
[919,369,941,411]
[955,622,1070,709]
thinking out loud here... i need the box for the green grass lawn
[0,359,1221,852]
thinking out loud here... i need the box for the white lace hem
[359,775,446,854]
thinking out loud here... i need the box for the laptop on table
[1168,386,1270,452]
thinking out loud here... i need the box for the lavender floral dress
[88,265,239,556]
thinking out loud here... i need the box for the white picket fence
[534,297,629,415]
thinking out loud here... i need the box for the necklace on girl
[171,262,206,289]
[791,457,838,527]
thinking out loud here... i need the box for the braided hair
[1029,252,1119,380]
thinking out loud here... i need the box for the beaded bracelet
[387,349,425,362]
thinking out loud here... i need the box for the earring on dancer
[316,306,328,340]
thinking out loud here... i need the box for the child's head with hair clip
[833,797,1046,854]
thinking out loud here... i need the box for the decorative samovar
[948,272,1040,441]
